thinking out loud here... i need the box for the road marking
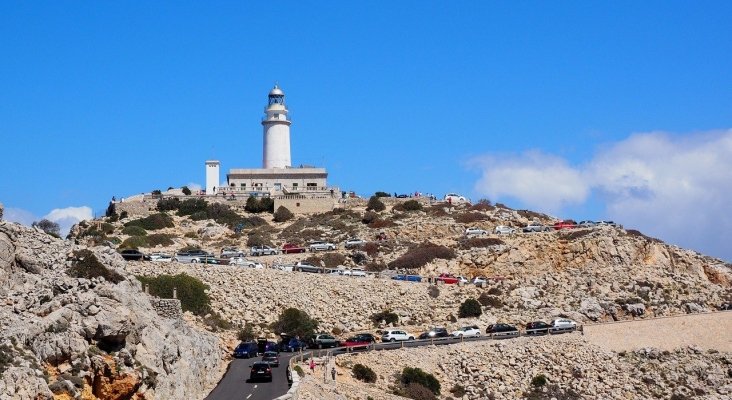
[253,385,258,389]
[246,395,252,399]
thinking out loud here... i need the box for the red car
[436,273,459,284]
[343,336,371,350]
[281,243,306,254]
[552,220,577,230]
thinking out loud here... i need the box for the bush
[400,367,440,395]
[68,250,124,284]
[203,312,233,332]
[33,219,60,236]
[388,242,456,270]
[365,261,387,272]
[531,374,547,387]
[293,365,305,378]
[271,308,318,339]
[181,186,192,195]
[366,196,386,212]
[177,198,208,216]
[453,212,488,224]
[374,191,391,198]
[136,274,211,316]
[0,343,15,374]
[145,233,175,247]
[478,292,503,308]
[122,226,147,236]
[469,199,494,211]
[156,198,181,212]
[353,364,377,383]
[105,202,117,217]
[450,384,466,397]
[125,213,174,230]
[119,211,128,220]
[245,196,275,213]
[370,310,398,326]
[458,298,483,318]
[363,242,379,256]
[273,206,294,222]
[458,237,504,249]
[246,232,272,247]
[362,211,378,224]
[322,253,347,268]
[400,200,423,211]
[428,285,440,298]
[120,236,147,249]
[402,383,437,400]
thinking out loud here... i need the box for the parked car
[472,276,487,285]
[550,318,577,331]
[256,339,279,355]
[342,268,367,277]
[120,249,150,261]
[344,238,367,249]
[352,333,377,343]
[525,321,551,335]
[233,342,259,358]
[279,337,307,352]
[486,323,520,338]
[522,222,550,233]
[221,247,246,258]
[343,336,371,349]
[455,276,469,284]
[595,220,619,227]
[392,274,422,282]
[294,262,324,273]
[230,257,263,269]
[249,361,273,382]
[464,227,488,236]
[552,220,577,230]
[309,334,339,349]
[261,351,280,367]
[198,255,220,265]
[281,243,306,254]
[444,193,469,203]
[494,225,515,235]
[308,241,336,251]
[418,327,449,339]
[250,246,279,256]
[436,273,459,284]
[149,253,172,262]
[577,220,596,228]
[451,325,481,337]
[173,250,210,263]
[381,329,414,342]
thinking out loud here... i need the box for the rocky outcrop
[0,222,224,400]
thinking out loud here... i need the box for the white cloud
[472,129,732,261]
[43,206,93,237]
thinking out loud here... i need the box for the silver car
[494,225,515,235]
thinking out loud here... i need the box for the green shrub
[531,374,547,387]
[136,274,211,316]
[68,250,124,284]
[120,236,147,249]
[293,365,305,377]
[450,384,466,397]
[388,242,455,270]
[246,232,272,247]
[99,223,114,234]
[203,312,233,332]
[366,196,386,212]
[273,206,294,222]
[374,191,391,197]
[145,233,175,247]
[271,308,318,339]
[400,200,423,211]
[151,189,162,196]
[119,211,128,220]
[122,226,147,236]
[245,196,275,213]
[370,310,398,326]
[181,186,192,195]
[402,383,437,400]
[400,367,440,395]
[125,213,174,230]
[157,198,181,212]
[105,202,117,217]
[33,219,60,236]
[458,298,483,318]
[478,293,503,308]
[190,211,208,221]
[353,364,377,383]
[177,198,207,216]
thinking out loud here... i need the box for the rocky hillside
[0,222,223,399]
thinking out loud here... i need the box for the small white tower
[205,160,220,195]
[262,84,292,169]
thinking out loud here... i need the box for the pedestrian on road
[331,367,336,381]
[309,359,315,373]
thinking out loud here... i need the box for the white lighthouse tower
[262,84,292,169]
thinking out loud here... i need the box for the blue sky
[1,2,731,261]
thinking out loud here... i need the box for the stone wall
[274,196,338,214]
[150,298,182,319]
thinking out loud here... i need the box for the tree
[33,219,60,236]
[374,191,391,198]
[458,298,483,318]
[245,196,262,213]
[271,308,318,338]
[105,201,117,217]
[366,196,386,212]
[238,323,255,342]
[273,206,294,222]
[181,186,192,195]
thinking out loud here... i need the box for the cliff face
[0,222,223,400]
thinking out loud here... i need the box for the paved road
[205,355,295,400]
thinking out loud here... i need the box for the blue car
[233,342,258,358]
[279,337,307,352]
[392,274,422,282]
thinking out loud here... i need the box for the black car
[352,333,377,343]
[119,249,150,261]
[249,361,273,382]
[486,323,520,339]
[525,321,551,335]
[262,351,280,367]
[232,342,258,358]
[418,327,449,339]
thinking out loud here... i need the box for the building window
[296,203,300,207]
[240,183,246,188]
[292,183,298,188]
[306,183,317,190]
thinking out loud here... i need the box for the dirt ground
[583,311,732,352]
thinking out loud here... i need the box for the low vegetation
[400,367,440,395]
[370,310,398,326]
[32,219,60,237]
[273,206,294,222]
[245,196,274,213]
[352,364,377,383]
[136,273,211,315]
[124,213,174,230]
[458,298,483,318]
[68,250,124,284]
[366,196,386,212]
[478,292,504,308]
[393,200,423,212]
[121,225,147,236]
[271,308,318,339]
[458,237,505,249]
[388,242,455,270]
[120,233,175,249]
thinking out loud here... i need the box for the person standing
[309,358,315,374]
[331,367,336,381]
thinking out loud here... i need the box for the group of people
[308,359,337,381]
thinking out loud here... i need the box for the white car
[472,276,487,285]
[230,257,263,269]
[342,268,367,277]
[456,276,469,284]
[220,247,246,258]
[494,225,515,235]
[150,253,173,262]
[451,325,481,337]
[464,227,488,236]
[550,318,577,331]
[309,241,336,251]
[444,193,469,204]
[381,329,414,342]
[344,238,366,249]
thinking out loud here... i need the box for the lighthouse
[262,84,292,169]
